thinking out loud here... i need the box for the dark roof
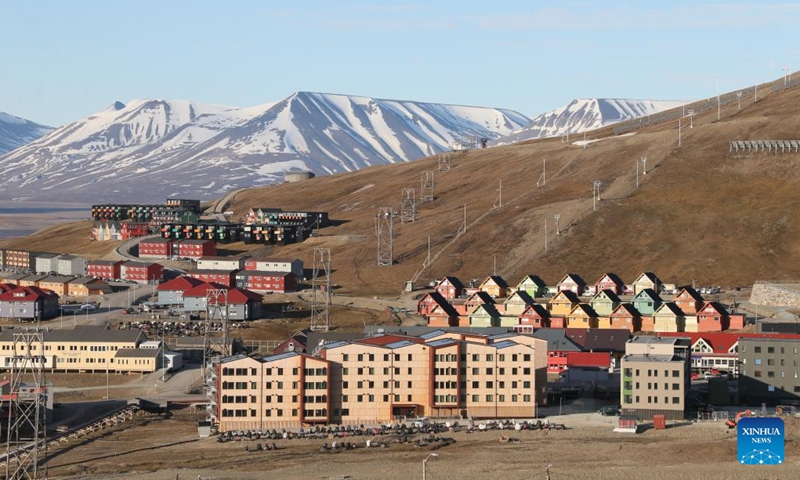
[0,325,143,344]
[612,303,640,317]
[68,277,108,286]
[114,348,160,359]
[595,272,624,286]
[565,328,631,352]
[438,276,465,290]
[35,253,59,259]
[506,290,535,305]
[592,289,621,303]
[634,288,662,302]
[468,291,496,304]
[634,272,661,284]
[552,290,580,303]
[522,303,550,318]
[558,273,587,286]
[656,302,684,316]
[483,275,509,288]
[122,261,159,268]
[572,303,599,317]
[517,274,547,288]
[677,287,704,302]
[39,275,75,284]
[471,303,501,317]
[531,329,583,352]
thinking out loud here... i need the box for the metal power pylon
[5,329,48,479]
[310,247,332,331]
[400,188,416,223]
[420,171,435,203]
[375,208,394,267]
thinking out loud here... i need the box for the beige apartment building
[215,332,548,431]
[621,336,691,420]
[215,352,331,432]
[0,325,161,374]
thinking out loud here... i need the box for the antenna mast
[310,247,332,331]
[400,188,416,223]
[375,208,394,267]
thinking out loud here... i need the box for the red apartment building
[189,270,239,288]
[174,239,216,260]
[138,238,174,259]
[87,260,124,281]
[120,261,164,284]
[234,271,297,294]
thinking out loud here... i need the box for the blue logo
[738,417,784,465]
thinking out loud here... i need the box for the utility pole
[592,181,602,211]
[544,219,547,251]
[554,214,561,235]
[641,157,648,175]
[783,66,789,85]
[737,91,742,109]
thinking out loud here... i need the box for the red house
[434,276,465,301]
[550,316,567,329]
[87,260,124,281]
[234,271,297,294]
[674,287,705,315]
[565,352,612,369]
[120,222,150,240]
[697,302,729,332]
[594,273,624,295]
[139,238,174,259]
[174,239,217,260]
[518,304,550,328]
[427,302,460,328]
[120,261,164,284]
[189,269,239,288]
[610,304,641,332]
[640,316,655,332]
[729,313,746,330]
[417,291,449,317]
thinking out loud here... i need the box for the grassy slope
[4,81,800,296]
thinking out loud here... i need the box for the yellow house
[478,275,510,299]
[566,304,599,329]
[19,275,48,288]
[503,290,536,316]
[67,277,112,297]
[653,302,685,333]
[548,290,580,316]
[597,316,613,329]
[37,275,76,297]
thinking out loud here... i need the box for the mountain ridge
[0,110,54,155]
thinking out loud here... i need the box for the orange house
[640,316,655,332]
[697,302,728,332]
[610,304,641,332]
[427,303,460,328]
[674,287,705,315]
[548,290,580,316]
[566,304,599,329]
[478,275,509,299]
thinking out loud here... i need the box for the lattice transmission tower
[437,153,451,171]
[310,247,332,331]
[203,288,229,427]
[5,329,48,480]
[400,188,416,223]
[375,208,394,267]
[420,171,435,203]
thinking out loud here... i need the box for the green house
[590,289,622,316]
[515,275,548,298]
[469,304,502,327]
[632,288,662,316]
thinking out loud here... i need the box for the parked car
[80,304,97,311]
[598,405,621,416]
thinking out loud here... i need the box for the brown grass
[5,81,800,296]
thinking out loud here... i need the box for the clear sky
[2,1,799,126]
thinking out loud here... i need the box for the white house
[55,255,88,276]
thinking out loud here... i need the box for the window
[486,354,493,362]
[754,346,761,353]
[754,359,762,365]
[624,395,632,404]
[472,368,479,375]
[767,347,775,354]
[472,354,479,361]
[672,383,680,390]
[523,394,531,403]
[672,397,679,404]
[498,395,505,402]
[343,354,349,361]
[486,381,493,389]
[472,395,479,402]
[472,381,479,388]
[767,359,775,366]
[523,354,531,362]
[754,371,762,378]
[768,371,775,378]
[624,368,633,377]
[672,370,679,377]
[486,395,493,402]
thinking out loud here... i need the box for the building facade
[55,255,88,276]
[121,261,164,284]
[739,337,800,405]
[88,260,124,281]
[244,258,303,280]
[621,336,691,420]
[235,271,297,294]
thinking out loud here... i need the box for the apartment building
[214,332,548,431]
[620,336,691,420]
[0,325,161,373]
[87,260,124,281]
[215,352,331,432]
[739,337,800,405]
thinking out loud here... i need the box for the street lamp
[423,453,439,480]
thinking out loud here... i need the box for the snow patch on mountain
[0,111,54,155]
[495,98,686,145]
[0,93,529,203]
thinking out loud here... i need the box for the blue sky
[2,1,799,126]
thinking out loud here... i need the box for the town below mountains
[0,94,678,203]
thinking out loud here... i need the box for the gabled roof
[19,275,48,283]
[0,283,15,294]
[611,303,640,317]
[183,282,229,298]
[521,303,550,318]
[436,276,465,290]
[480,275,509,289]
[470,303,501,317]
[654,302,684,316]
[517,274,547,288]
[595,272,624,286]
[697,301,729,316]
[39,275,75,284]
[429,301,459,318]
[550,290,580,304]
[211,288,263,304]
[591,289,621,304]
[0,286,58,302]
[632,272,661,285]
[565,328,631,352]
[504,290,535,306]
[531,329,583,352]
[676,287,704,303]
[466,291,495,305]
[633,288,662,302]
[157,276,205,292]
[557,273,586,286]
[569,303,599,318]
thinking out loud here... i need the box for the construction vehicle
[725,409,753,428]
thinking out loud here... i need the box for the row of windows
[623,369,681,378]
[747,358,798,367]
[747,370,798,379]
[2,345,122,352]
[623,382,681,391]
[624,396,680,405]
[743,346,799,354]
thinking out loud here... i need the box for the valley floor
[47,410,800,480]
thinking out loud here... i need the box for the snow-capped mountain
[0,93,529,203]
[494,98,685,145]
[0,111,53,155]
